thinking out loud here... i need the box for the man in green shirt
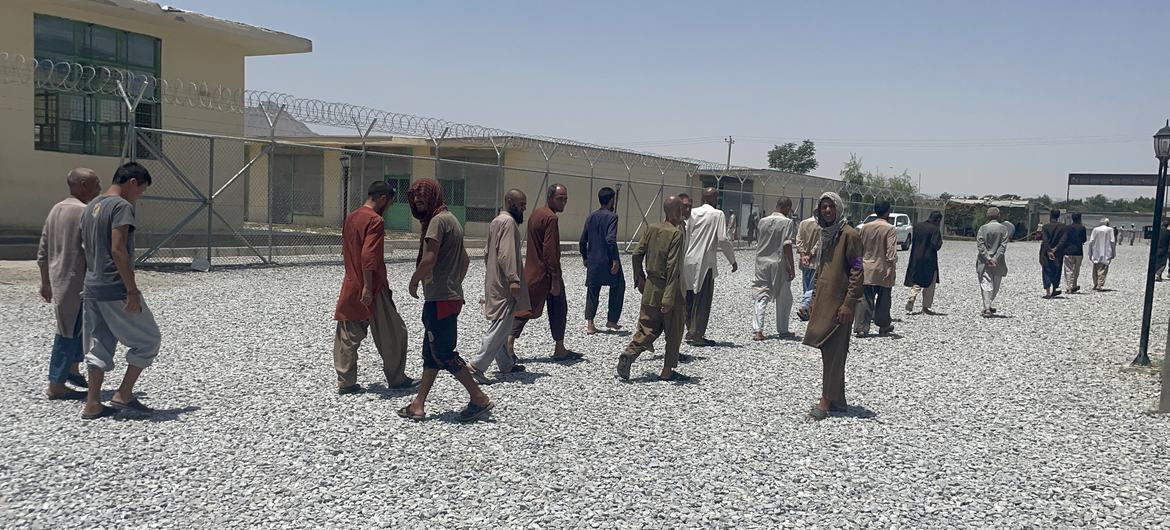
[617,196,689,382]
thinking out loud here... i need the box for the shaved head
[664,195,683,225]
[701,187,718,206]
[67,167,101,203]
[505,188,526,206]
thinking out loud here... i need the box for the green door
[384,175,411,231]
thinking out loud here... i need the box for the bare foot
[752,331,766,341]
[585,322,598,335]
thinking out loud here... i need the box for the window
[33,15,161,156]
[440,150,501,222]
[273,149,324,216]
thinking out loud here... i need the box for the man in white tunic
[469,190,531,384]
[682,188,737,346]
[1088,217,1116,291]
[976,207,1012,317]
[752,197,797,341]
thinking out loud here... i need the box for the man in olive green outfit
[617,196,689,382]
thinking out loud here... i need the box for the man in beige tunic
[37,168,101,400]
[803,192,863,420]
[470,190,531,384]
[853,200,897,337]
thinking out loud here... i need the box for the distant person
[1003,220,1016,242]
[751,198,797,341]
[1062,212,1087,294]
[747,210,761,243]
[399,178,492,422]
[1156,220,1170,281]
[854,200,897,337]
[617,196,689,382]
[1040,210,1067,298]
[976,208,1011,317]
[683,188,737,346]
[1131,223,1137,246]
[804,192,863,421]
[37,168,101,400]
[468,189,530,385]
[579,187,625,335]
[1088,217,1116,291]
[728,210,740,241]
[512,184,579,361]
[904,211,943,315]
[332,181,414,395]
[80,162,162,420]
[794,209,822,322]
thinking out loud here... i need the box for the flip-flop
[552,351,583,361]
[110,398,154,414]
[807,408,829,421]
[47,389,87,401]
[396,406,425,421]
[456,400,494,423]
[658,371,691,382]
[81,405,118,420]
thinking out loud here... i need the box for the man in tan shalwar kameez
[37,168,101,400]
[469,190,532,384]
[803,192,864,421]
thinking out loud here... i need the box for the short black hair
[368,180,393,199]
[678,193,691,201]
[113,162,151,186]
[547,183,566,199]
[1051,209,1061,221]
[1071,211,1082,223]
[874,199,891,216]
[598,187,616,206]
[928,210,943,223]
[776,197,792,210]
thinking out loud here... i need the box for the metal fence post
[207,136,215,266]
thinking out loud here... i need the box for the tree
[840,153,865,187]
[768,140,819,174]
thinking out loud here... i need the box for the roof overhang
[50,0,312,56]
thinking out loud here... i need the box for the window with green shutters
[33,14,162,157]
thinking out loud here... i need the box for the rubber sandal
[807,408,829,421]
[47,389,87,401]
[456,400,494,423]
[396,406,425,421]
[658,371,691,382]
[82,405,117,420]
[110,398,154,414]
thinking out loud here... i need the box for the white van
[856,213,913,251]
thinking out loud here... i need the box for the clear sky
[177,0,1170,198]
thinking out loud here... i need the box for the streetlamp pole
[340,154,352,220]
[1134,120,1170,366]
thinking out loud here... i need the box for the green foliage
[767,140,819,174]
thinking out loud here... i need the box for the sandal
[807,407,829,421]
[110,398,154,414]
[658,371,691,382]
[396,406,425,422]
[47,389,87,401]
[81,404,118,420]
[456,400,494,423]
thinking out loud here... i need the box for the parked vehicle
[857,213,913,250]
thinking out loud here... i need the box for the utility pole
[725,136,734,171]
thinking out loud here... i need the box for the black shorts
[422,301,466,373]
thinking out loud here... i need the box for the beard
[410,205,427,220]
[507,206,524,225]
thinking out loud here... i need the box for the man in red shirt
[333,181,415,395]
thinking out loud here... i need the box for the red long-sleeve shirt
[334,206,387,321]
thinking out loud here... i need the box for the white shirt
[683,203,736,292]
[1088,224,1116,265]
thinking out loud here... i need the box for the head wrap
[817,192,847,260]
[406,178,448,264]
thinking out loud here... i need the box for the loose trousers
[800,267,816,311]
[979,267,1005,311]
[906,284,936,311]
[1093,263,1110,289]
[819,324,850,408]
[585,279,625,324]
[1063,256,1083,290]
[853,285,893,334]
[512,291,568,342]
[83,297,162,372]
[470,302,517,373]
[753,279,793,334]
[623,303,685,370]
[686,270,716,339]
[1042,258,1063,290]
[333,288,409,388]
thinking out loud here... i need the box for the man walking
[511,184,578,361]
[80,162,162,419]
[38,168,101,400]
[1062,212,1087,293]
[579,186,625,335]
[904,211,943,314]
[617,196,689,382]
[977,208,1012,317]
[469,189,530,384]
[795,210,821,321]
[1088,217,1116,291]
[399,178,492,423]
[683,188,737,346]
[751,197,797,341]
[804,192,863,421]
[332,181,414,395]
[1040,210,1067,298]
[853,200,897,337]
[1156,220,1170,281]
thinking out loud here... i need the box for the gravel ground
[2,240,1170,528]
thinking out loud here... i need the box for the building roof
[947,198,1032,208]
[245,104,319,137]
[52,0,312,56]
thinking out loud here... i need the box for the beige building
[0,0,311,236]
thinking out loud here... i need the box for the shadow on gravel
[367,384,422,399]
[524,355,588,366]
[588,329,632,337]
[836,405,878,420]
[676,354,708,363]
[493,371,551,385]
[113,405,201,422]
[690,341,742,348]
[629,373,701,385]
[430,409,499,425]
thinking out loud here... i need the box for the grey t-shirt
[82,195,136,301]
[423,211,466,301]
